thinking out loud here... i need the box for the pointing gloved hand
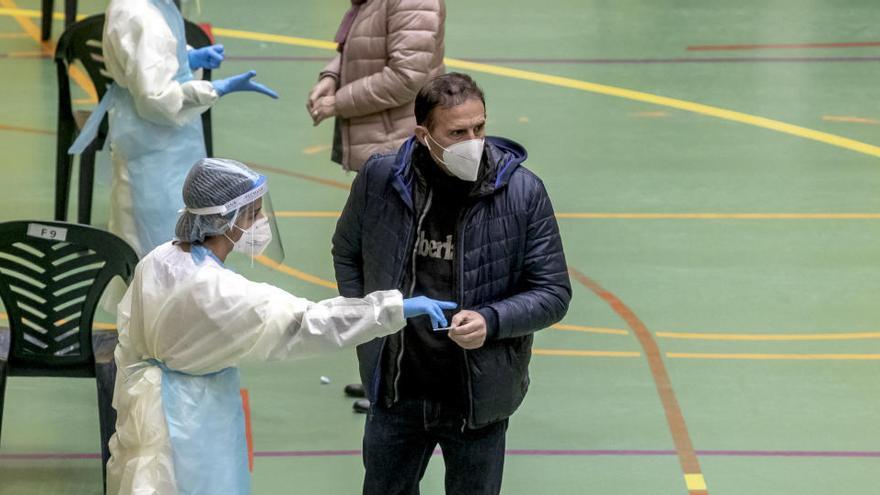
[212,70,279,99]
[402,296,458,329]
[188,44,225,70]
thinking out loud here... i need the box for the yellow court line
[7,9,880,158]
[551,323,628,336]
[0,7,72,20]
[254,255,338,290]
[0,2,96,102]
[0,3,42,43]
[533,349,641,358]
[211,27,338,51]
[658,331,880,341]
[273,211,880,220]
[443,57,880,159]
[685,474,708,491]
[667,352,880,361]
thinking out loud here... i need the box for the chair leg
[0,360,7,447]
[55,121,75,221]
[41,0,54,40]
[64,0,77,30]
[95,360,117,495]
[201,109,214,158]
[78,144,97,225]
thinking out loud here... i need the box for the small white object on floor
[320,375,331,384]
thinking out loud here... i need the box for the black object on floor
[353,399,370,414]
[344,383,366,398]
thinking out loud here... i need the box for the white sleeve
[103,1,218,127]
[154,268,405,375]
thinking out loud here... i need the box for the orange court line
[668,352,880,361]
[302,144,331,155]
[569,267,709,491]
[823,115,880,125]
[240,388,255,473]
[533,349,640,358]
[687,41,880,51]
[556,213,880,220]
[274,211,342,218]
[551,324,629,336]
[0,0,97,103]
[0,123,55,135]
[631,111,669,118]
[658,331,880,341]
[9,50,47,57]
[246,162,351,191]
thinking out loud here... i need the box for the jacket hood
[391,136,528,207]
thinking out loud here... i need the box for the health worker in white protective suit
[70,0,277,258]
[107,158,456,495]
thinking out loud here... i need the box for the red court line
[246,161,351,191]
[569,267,708,495]
[240,388,254,473]
[688,41,880,51]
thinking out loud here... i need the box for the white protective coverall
[102,0,218,256]
[107,242,405,494]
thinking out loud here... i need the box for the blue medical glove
[403,296,458,329]
[188,44,224,70]
[213,70,279,99]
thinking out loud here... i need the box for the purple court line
[223,55,880,65]
[4,52,877,64]
[5,449,880,461]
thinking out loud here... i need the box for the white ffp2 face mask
[426,134,485,182]
[230,216,272,256]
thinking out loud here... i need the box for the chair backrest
[0,221,138,377]
[54,14,111,142]
[54,13,215,154]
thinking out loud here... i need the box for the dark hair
[414,72,485,128]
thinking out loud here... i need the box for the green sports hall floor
[1,0,880,493]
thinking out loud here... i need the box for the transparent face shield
[187,176,285,266]
[229,194,284,267]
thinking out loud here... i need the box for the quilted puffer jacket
[332,136,572,428]
[322,0,446,170]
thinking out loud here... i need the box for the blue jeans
[362,399,508,495]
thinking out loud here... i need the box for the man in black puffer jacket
[333,72,571,495]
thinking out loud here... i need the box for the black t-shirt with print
[397,150,473,411]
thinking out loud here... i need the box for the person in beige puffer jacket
[307,0,446,171]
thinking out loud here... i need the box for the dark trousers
[362,399,508,495]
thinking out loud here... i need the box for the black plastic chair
[54,13,215,224]
[0,220,138,493]
[40,0,76,41]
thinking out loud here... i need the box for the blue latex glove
[212,70,279,99]
[402,296,458,329]
[188,44,224,70]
